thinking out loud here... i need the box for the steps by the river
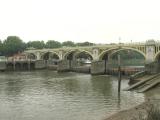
[123,73,160,92]
[137,80,160,93]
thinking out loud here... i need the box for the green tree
[3,36,26,56]
[62,41,75,47]
[0,40,3,55]
[76,41,95,46]
[45,40,62,48]
[27,41,45,49]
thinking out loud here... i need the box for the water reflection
[91,75,112,96]
[0,70,145,120]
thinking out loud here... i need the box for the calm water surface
[0,70,145,120]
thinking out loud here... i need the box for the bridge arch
[99,47,146,60]
[41,52,60,60]
[74,50,93,60]
[26,53,37,60]
[63,50,76,60]
[154,51,160,61]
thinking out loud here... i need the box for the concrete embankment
[0,60,144,75]
[71,66,90,73]
[124,73,160,92]
[91,60,144,75]
[0,60,59,71]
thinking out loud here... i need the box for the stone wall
[57,60,71,72]
[145,61,160,74]
[35,60,46,69]
[46,60,58,70]
[72,66,90,73]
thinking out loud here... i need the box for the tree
[27,41,45,49]
[0,40,3,56]
[76,41,95,46]
[45,40,62,48]
[3,36,26,56]
[62,41,75,47]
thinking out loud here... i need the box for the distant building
[7,53,27,61]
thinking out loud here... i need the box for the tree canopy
[0,36,97,56]
[62,41,75,47]
[27,41,45,49]
[0,40,3,56]
[2,36,26,56]
[76,41,95,46]
[45,40,61,48]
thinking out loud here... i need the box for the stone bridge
[23,40,160,74]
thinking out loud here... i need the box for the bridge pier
[145,61,160,74]
[91,60,106,75]
[57,60,71,72]
[35,60,46,69]
[46,60,59,70]
[13,61,16,71]
[70,60,91,73]
[4,61,36,71]
[28,61,31,70]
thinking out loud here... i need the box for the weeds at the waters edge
[132,104,160,120]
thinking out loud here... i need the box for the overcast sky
[0,0,160,43]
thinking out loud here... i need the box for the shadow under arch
[108,48,145,67]
[64,50,93,73]
[99,47,146,60]
[41,52,60,60]
[6,63,14,71]
[154,51,160,62]
[74,50,93,61]
[15,63,21,71]
[63,50,77,60]
[27,53,37,60]
[98,47,146,75]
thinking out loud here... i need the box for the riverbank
[104,85,160,120]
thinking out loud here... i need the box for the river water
[0,70,145,120]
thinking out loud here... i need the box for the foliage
[62,41,75,47]
[0,36,96,56]
[76,41,94,46]
[0,40,3,55]
[2,36,26,56]
[27,41,45,49]
[45,40,62,48]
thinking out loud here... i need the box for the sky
[0,0,160,44]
